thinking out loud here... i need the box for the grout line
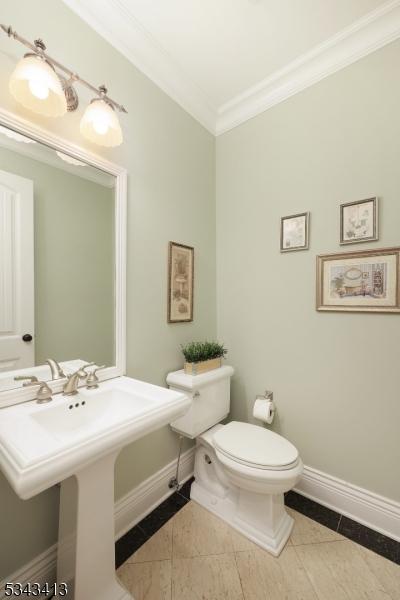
[136,523,150,537]
[337,514,343,532]
[288,539,347,548]
[232,551,246,600]
[292,544,323,599]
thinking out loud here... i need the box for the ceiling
[63,0,400,134]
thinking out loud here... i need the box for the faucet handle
[80,362,96,373]
[86,365,106,389]
[68,362,95,380]
[23,380,53,403]
[14,375,38,384]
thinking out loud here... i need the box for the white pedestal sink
[0,376,191,600]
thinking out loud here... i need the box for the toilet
[167,365,303,556]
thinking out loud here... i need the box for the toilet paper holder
[256,390,273,401]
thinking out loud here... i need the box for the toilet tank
[167,365,234,439]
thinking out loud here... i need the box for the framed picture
[168,242,194,323]
[280,212,309,252]
[340,197,378,245]
[316,247,400,313]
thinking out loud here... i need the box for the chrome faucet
[46,358,66,380]
[14,376,52,403]
[63,363,94,396]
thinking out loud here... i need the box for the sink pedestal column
[57,451,132,600]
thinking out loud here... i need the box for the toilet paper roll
[253,398,275,424]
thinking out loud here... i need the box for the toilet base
[190,480,294,557]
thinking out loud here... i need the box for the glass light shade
[9,55,67,117]
[80,99,123,147]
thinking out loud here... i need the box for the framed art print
[316,247,400,313]
[168,242,194,323]
[340,197,378,245]
[280,212,309,252]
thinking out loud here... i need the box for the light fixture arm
[0,24,127,114]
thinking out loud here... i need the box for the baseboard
[0,447,195,599]
[0,544,57,600]
[295,465,400,542]
[115,446,195,539]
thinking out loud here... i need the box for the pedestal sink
[0,376,191,600]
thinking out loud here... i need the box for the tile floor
[116,500,400,600]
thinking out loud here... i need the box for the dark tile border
[285,490,340,532]
[115,478,193,569]
[285,490,400,565]
[115,479,399,568]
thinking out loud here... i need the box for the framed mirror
[0,108,126,407]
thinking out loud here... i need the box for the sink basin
[0,376,190,499]
[0,375,191,600]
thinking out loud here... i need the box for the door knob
[22,334,33,342]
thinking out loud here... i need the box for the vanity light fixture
[1,25,127,147]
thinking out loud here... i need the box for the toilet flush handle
[193,391,200,398]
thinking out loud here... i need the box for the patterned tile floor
[116,499,400,600]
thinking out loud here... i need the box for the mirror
[0,123,118,393]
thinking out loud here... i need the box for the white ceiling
[63,0,400,134]
[114,0,385,107]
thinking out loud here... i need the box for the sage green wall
[216,40,400,503]
[0,0,216,579]
[0,146,114,367]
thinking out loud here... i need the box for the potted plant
[181,341,227,375]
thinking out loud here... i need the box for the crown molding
[63,0,400,137]
[62,0,217,134]
[216,0,400,134]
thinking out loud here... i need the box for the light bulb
[28,79,49,100]
[92,117,109,136]
[80,98,123,147]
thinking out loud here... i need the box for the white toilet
[167,365,303,556]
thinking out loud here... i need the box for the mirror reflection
[0,124,116,392]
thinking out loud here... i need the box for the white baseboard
[0,544,58,600]
[295,465,400,542]
[0,447,195,599]
[115,446,195,539]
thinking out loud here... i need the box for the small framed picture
[280,212,309,252]
[340,197,378,245]
[168,242,194,323]
[316,246,400,313]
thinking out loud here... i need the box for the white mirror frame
[0,107,127,408]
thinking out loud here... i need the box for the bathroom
[0,0,399,598]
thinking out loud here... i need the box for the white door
[0,169,34,371]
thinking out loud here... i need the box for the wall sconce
[1,25,127,147]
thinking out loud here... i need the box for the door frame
[0,170,35,371]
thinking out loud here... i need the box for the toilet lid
[213,422,299,469]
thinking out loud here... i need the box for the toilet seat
[213,421,299,471]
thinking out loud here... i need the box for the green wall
[2,0,399,583]
[216,40,400,502]
[0,146,115,367]
[0,0,216,579]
